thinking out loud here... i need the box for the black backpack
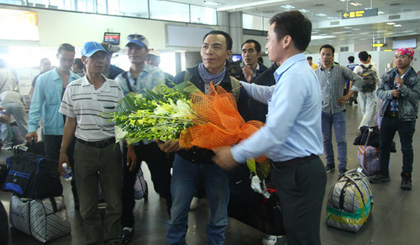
[359,65,376,92]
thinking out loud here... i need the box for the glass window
[150,0,189,22]
[119,0,148,18]
[0,0,24,5]
[27,0,49,8]
[263,17,270,31]
[190,5,217,25]
[97,0,107,14]
[76,0,96,13]
[107,0,120,15]
[243,14,262,30]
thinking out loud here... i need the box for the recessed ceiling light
[350,2,363,6]
[378,11,385,14]
[387,22,395,25]
[203,1,222,6]
[299,9,310,13]
[281,5,295,9]
[394,24,402,27]
[312,35,336,40]
[338,0,346,2]
[315,13,327,17]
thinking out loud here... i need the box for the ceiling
[165,0,420,49]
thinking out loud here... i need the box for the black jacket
[173,65,249,164]
[248,62,278,122]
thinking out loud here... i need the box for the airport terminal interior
[1,0,420,244]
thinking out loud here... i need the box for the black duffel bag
[3,143,62,198]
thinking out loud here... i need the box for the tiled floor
[1,103,420,244]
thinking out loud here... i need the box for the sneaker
[262,235,277,245]
[121,227,134,244]
[339,169,347,175]
[325,164,335,173]
[401,173,412,190]
[369,173,390,183]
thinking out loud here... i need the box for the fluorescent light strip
[217,0,287,11]
[312,35,336,40]
[204,1,222,6]
[281,5,295,9]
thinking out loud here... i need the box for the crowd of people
[0,9,419,245]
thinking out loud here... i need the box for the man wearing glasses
[370,47,420,190]
[114,34,172,243]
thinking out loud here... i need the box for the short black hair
[58,43,75,54]
[319,44,335,54]
[269,11,312,51]
[348,56,355,63]
[203,31,233,51]
[307,56,313,60]
[74,58,84,70]
[241,39,262,53]
[368,54,372,58]
[358,51,369,62]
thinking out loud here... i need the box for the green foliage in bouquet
[109,81,201,145]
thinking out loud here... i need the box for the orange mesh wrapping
[179,83,266,161]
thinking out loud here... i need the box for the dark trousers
[379,117,416,174]
[271,156,326,245]
[44,135,78,202]
[121,142,172,227]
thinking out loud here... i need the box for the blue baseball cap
[81,41,107,57]
[126,34,149,48]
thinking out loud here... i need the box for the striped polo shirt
[59,75,124,142]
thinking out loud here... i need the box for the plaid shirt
[316,64,363,114]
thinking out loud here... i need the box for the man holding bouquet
[157,30,249,245]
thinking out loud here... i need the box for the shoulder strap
[122,72,134,93]
[183,70,191,82]
[230,76,241,102]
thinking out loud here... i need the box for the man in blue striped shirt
[213,11,326,245]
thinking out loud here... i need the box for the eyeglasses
[127,34,146,42]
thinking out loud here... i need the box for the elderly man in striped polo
[58,41,124,244]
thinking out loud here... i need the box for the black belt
[385,111,398,118]
[269,154,318,169]
[77,138,116,148]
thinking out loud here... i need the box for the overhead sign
[373,43,384,47]
[342,8,378,19]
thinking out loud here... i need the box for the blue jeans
[166,154,229,245]
[379,117,416,174]
[322,111,347,171]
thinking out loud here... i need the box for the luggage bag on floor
[358,145,380,176]
[326,169,373,232]
[9,195,70,243]
[134,167,148,200]
[228,165,285,236]
[3,144,62,199]
[357,128,380,176]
